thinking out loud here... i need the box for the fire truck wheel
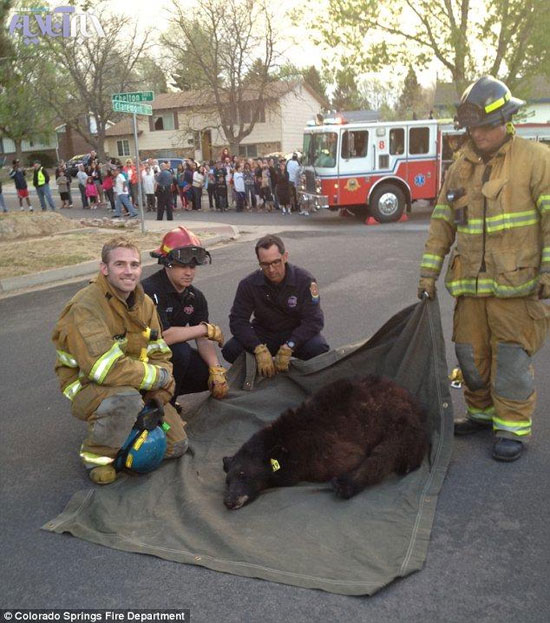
[369,184,406,223]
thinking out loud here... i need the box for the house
[104,80,325,161]
[0,114,106,166]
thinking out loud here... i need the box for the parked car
[154,157,185,171]
[66,154,89,177]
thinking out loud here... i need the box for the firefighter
[222,234,330,375]
[418,76,550,462]
[52,237,188,484]
[142,227,229,403]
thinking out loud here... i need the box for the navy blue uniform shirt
[228,263,324,351]
[142,268,208,330]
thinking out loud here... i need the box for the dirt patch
[0,213,213,278]
[0,212,84,241]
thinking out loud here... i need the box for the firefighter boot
[492,438,523,462]
[89,465,117,484]
[454,416,492,436]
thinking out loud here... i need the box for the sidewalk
[0,219,240,296]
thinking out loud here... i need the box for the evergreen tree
[397,66,424,118]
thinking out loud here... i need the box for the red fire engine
[298,113,550,222]
[298,113,465,222]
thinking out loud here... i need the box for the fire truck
[298,113,550,222]
[298,113,466,222]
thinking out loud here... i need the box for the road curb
[0,225,240,296]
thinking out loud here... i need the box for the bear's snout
[224,493,249,510]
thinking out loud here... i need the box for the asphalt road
[1,209,549,622]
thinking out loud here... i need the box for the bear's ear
[269,444,289,459]
[223,456,233,473]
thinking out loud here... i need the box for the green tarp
[44,299,453,595]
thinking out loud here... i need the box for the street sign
[112,100,153,116]
[112,91,154,103]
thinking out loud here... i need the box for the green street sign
[112,100,153,116]
[112,91,154,103]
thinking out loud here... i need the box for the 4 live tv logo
[9,6,105,45]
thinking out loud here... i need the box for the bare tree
[37,7,152,159]
[164,0,281,154]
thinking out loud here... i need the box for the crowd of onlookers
[0,148,309,220]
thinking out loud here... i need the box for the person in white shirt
[76,165,89,209]
[192,165,205,211]
[142,166,156,212]
[286,153,302,213]
[114,165,137,218]
[233,162,246,212]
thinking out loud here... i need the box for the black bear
[223,375,428,509]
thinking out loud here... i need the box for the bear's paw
[331,475,357,499]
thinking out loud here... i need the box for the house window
[240,102,266,124]
[341,130,369,158]
[409,127,430,154]
[153,113,175,131]
[117,140,130,156]
[238,144,258,158]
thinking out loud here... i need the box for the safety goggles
[456,102,505,129]
[168,246,211,266]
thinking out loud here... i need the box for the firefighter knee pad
[164,437,189,459]
[91,391,143,448]
[494,343,534,401]
[455,343,486,391]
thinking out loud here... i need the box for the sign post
[112,92,155,233]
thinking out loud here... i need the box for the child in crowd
[102,170,116,211]
[56,171,71,209]
[233,162,246,212]
[85,176,98,209]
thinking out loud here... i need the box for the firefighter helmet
[114,399,168,474]
[150,226,212,267]
[456,76,525,129]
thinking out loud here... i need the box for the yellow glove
[274,343,293,372]
[254,344,276,378]
[208,365,229,399]
[418,277,436,300]
[537,273,550,299]
[200,321,224,346]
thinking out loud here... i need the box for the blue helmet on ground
[114,399,169,474]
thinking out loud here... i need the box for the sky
[6,0,437,89]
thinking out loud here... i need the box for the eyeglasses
[259,258,283,269]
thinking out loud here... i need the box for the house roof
[105,118,144,137]
[144,79,325,111]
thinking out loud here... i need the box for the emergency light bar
[307,112,348,126]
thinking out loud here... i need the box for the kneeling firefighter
[53,237,188,484]
[418,76,550,462]
[142,226,229,404]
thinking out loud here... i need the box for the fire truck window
[379,155,389,169]
[410,127,430,154]
[341,131,368,159]
[313,132,337,168]
[389,129,405,155]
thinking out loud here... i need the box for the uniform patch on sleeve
[310,281,320,304]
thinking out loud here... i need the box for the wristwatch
[286,340,296,350]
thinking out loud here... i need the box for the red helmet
[151,226,211,266]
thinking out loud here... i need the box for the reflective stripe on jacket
[420,136,550,298]
[52,272,173,418]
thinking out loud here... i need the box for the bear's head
[222,451,274,510]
